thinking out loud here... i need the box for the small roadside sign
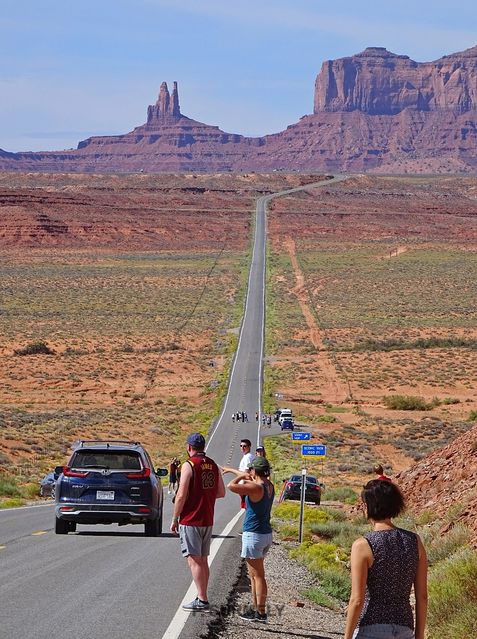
[291,432,311,441]
[301,444,327,458]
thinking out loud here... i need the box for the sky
[1,0,476,152]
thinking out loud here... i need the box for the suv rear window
[70,450,142,471]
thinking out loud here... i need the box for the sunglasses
[240,444,250,448]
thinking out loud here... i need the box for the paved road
[0,174,348,639]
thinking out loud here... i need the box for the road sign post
[298,467,306,543]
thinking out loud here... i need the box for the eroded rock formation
[1,45,477,173]
[314,46,477,115]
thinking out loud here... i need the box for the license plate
[96,490,115,500]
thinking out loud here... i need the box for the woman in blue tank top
[226,455,274,623]
[344,479,428,639]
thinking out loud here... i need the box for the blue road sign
[301,444,327,457]
[291,432,311,441]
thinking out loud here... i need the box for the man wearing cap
[171,432,225,612]
[225,456,274,623]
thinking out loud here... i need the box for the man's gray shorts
[179,524,213,557]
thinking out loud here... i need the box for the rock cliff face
[396,424,477,547]
[1,46,477,173]
[314,46,477,114]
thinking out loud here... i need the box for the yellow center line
[32,531,48,536]
[0,545,5,550]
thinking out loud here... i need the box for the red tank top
[180,454,219,526]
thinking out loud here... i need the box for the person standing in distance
[221,439,255,509]
[344,479,428,639]
[170,433,225,612]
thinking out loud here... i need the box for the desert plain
[1,171,477,493]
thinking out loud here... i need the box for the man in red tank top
[170,432,225,612]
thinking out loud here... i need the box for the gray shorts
[353,625,414,639]
[179,524,213,557]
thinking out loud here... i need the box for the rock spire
[147,81,181,123]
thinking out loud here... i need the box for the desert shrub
[0,478,22,498]
[311,521,368,553]
[348,337,477,352]
[317,415,337,423]
[21,483,40,499]
[468,410,477,421]
[323,486,358,504]
[420,523,471,566]
[0,497,25,508]
[290,540,347,569]
[442,397,460,405]
[273,502,331,525]
[383,395,434,411]
[14,341,54,356]
[427,548,477,639]
[304,586,339,610]
[315,566,351,601]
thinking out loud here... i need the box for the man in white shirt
[238,439,255,472]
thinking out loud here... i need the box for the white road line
[0,502,54,514]
[160,508,244,639]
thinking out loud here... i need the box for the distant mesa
[314,46,477,115]
[1,45,477,173]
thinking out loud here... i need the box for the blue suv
[54,440,168,536]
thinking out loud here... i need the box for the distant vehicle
[39,471,58,498]
[279,474,321,505]
[280,418,295,431]
[275,408,293,424]
[54,440,168,536]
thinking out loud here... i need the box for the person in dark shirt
[226,456,274,623]
[344,480,428,639]
[171,433,225,613]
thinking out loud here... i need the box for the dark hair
[240,439,251,447]
[252,467,270,478]
[361,479,405,520]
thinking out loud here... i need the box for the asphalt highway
[0,174,348,639]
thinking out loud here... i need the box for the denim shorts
[353,625,414,639]
[241,531,273,559]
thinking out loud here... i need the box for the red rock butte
[1,45,477,173]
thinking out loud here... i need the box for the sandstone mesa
[1,45,477,173]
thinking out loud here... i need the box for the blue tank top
[359,527,419,630]
[243,481,274,534]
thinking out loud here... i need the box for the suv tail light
[126,467,150,479]
[63,466,89,478]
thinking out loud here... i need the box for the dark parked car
[54,440,168,536]
[279,474,321,505]
[280,418,294,431]
[40,471,58,498]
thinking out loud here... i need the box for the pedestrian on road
[168,457,179,495]
[344,479,428,639]
[232,413,235,422]
[255,446,266,458]
[255,412,259,422]
[226,456,274,623]
[221,439,254,509]
[170,432,226,613]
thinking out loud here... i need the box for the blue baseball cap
[187,432,206,448]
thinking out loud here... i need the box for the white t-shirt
[239,452,255,472]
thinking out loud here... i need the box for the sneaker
[239,608,257,621]
[255,612,268,623]
[182,597,210,613]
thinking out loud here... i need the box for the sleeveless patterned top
[359,527,419,630]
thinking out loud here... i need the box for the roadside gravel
[209,538,346,639]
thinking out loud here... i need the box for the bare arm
[170,461,192,534]
[216,468,226,499]
[414,535,428,639]
[344,537,371,639]
[220,465,243,477]
[227,473,262,498]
